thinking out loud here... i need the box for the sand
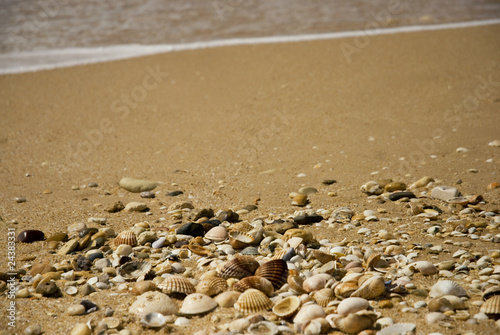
[0,24,499,334]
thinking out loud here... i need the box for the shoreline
[1,19,500,75]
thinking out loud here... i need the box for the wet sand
[0,24,499,334]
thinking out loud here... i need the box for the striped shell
[334,310,377,334]
[482,285,500,301]
[233,276,274,296]
[234,289,273,314]
[218,256,260,279]
[429,280,468,298]
[254,259,288,290]
[114,231,137,247]
[158,275,196,295]
[313,288,336,307]
[351,275,386,300]
[480,295,500,317]
[196,276,228,297]
[273,295,301,318]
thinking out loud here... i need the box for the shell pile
[7,177,500,334]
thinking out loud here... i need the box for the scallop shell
[179,293,218,315]
[334,281,358,298]
[114,231,137,247]
[350,275,385,300]
[429,280,468,298]
[313,288,336,307]
[158,275,196,295]
[229,230,255,249]
[117,261,152,280]
[218,256,260,279]
[254,259,288,290]
[233,276,274,296]
[140,312,166,328]
[334,310,377,334]
[205,226,228,243]
[234,288,273,314]
[287,274,306,294]
[272,295,301,318]
[480,295,500,318]
[196,276,228,297]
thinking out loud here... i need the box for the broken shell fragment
[140,312,166,328]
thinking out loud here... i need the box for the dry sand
[0,24,499,334]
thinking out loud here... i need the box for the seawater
[1,0,499,74]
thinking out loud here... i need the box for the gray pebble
[152,236,166,249]
[67,304,86,316]
[15,197,27,203]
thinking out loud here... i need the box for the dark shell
[233,276,274,296]
[254,259,288,290]
[166,190,183,197]
[18,230,45,243]
[177,222,205,237]
[219,256,260,279]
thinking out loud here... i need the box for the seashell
[158,275,196,295]
[188,244,211,256]
[483,285,500,301]
[341,272,363,283]
[291,194,308,206]
[233,276,274,296]
[218,256,260,279]
[234,288,273,314]
[117,261,152,280]
[313,288,336,307]
[179,293,218,315]
[428,295,465,312]
[337,297,370,315]
[129,291,179,316]
[205,226,228,243]
[114,231,137,247]
[303,274,326,293]
[214,290,241,308]
[131,281,157,295]
[65,286,78,295]
[293,303,325,324]
[247,321,279,335]
[480,295,500,319]
[287,274,306,294]
[196,276,228,297]
[284,229,315,244]
[273,295,301,318]
[409,261,438,275]
[334,281,358,298]
[254,259,288,290]
[351,275,385,300]
[229,230,255,249]
[429,280,468,298]
[360,181,383,195]
[366,253,381,270]
[316,260,338,275]
[310,250,336,264]
[100,317,121,329]
[334,310,377,334]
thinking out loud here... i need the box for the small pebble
[24,324,42,335]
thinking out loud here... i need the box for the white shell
[293,304,325,324]
[129,291,179,317]
[179,293,218,315]
[205,226,228,243]
[303,275,326,293]
[141,312,166,328]
[429,280,468,298]
[337,297,370,316]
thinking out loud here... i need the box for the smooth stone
[174,317,190,326]
[137,231,157,245]
[431,186,460,202]
[30,263,56,276]
[177,222,205,237]
[166,190,184,197]
[70,324,91,335]
[189,208,214,221]
[388,192,416,201]
[385,182,407,192]
[15,196,27,203]
[377,323,416,335]
[67,304,86,316]
[264,221,297,234]
[18,230,45,243]
[292,194,308,206]
[140,191,155,198]
[360,181,383,195]
[80,283,95,296]
[58,238,80,255]
[322,179,337,185]
[79,227,98,238]
[119,177,158,193]
[124,202,148,212]
[115,244,133,256]
[24,325,42,335]
[410,176,434,189]
[152,237,166,249]
[298,186,319,195]
[80,300,99,314]
[217,210,239,222]
[87,251,104,262]
[293,214,323,225]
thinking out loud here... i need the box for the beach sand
[0,24,499,334]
